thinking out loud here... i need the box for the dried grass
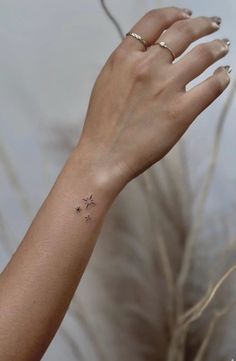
[0,141,31,218]
[166,81,236,361]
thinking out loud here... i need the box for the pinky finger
[183,65,232,121]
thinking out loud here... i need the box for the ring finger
[149,16,221,62]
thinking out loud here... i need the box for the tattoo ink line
[76,194,96,223]
[76,206,82,213]
[83,194,96,209]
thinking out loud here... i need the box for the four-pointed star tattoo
[82,194,96,209]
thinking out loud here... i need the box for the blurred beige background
[0,1,236,360]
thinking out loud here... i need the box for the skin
[0,7,231,361]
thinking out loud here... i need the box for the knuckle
[157,8,174,22]
[147,9,169,25]
[173,19,196,37]
[161,6,185,18]
[144,7,184,26]
[215,39,228,52]
[198,15,211,24]
[130,56,150,80]
[198,16,215,30]
[197,43,215,62]
[149,8,172,23]
[145,9,158,20]
[165,6,180,11]
[211,75,224,96]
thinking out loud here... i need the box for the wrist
[66,145,127,207]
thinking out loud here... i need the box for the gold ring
[154,41,176,61]
[126,32,149,50]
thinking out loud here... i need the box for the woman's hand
[76,7,231,194]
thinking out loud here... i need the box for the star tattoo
[85,215,92,222]
[82,194,96,209]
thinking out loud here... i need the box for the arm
[0,6,231,361]
[0,148,122,361]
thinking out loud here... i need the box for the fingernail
[224,65,232,74]
[211,16,222,26]
[182,8,192,16]
[222,38,231,47]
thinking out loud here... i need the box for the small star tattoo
[85,215,92,222]
[76,206,82,213]
[83,194,96,209]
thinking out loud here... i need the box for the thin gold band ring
[126,32,149,50]
[153,41,176,61]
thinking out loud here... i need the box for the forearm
[0,146,119,361]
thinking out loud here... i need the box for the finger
[182,66,231,120]
[150,16,221,63]
[174,38,230,85]
[122,7,192,52]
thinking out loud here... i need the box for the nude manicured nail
[211,16,222,26]
[224,65,232,74]
[182,8,192,16]
[222,38,231,47]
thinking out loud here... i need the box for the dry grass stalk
[167,80,236,360]
[180,265,236,326]
[59,326,85,361]
[0,141,31,218]
[178,139,193,209]
[139,172,175,297]
[193,300,236,361]
[177,80,236,294]
[71,297,108,361]
[0,211,13,255]
[136,170,177,332]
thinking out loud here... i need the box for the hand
[76,7,231,194]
